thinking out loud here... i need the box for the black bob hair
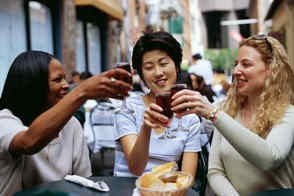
[132,31,182,80]
[0,51,54,126]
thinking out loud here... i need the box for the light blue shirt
[113,93,202,177]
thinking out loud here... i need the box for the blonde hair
[222,35,294,138]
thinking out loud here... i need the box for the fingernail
[162,118,168,123]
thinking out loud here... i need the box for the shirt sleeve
[114,110,138,140]
[207,130,240,196]
[0,109,27,159]
[183,115,202,152]
[71,118,92,177]
[214,106,294,171]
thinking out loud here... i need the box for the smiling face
[47,59,69,107]
[233,45,269,98]
[142,50,178,95]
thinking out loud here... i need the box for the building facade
[0,0,124,95]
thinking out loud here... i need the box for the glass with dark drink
[112,62,134,113]
[170,84,189,132]
[155,92,176,139]
[171,84,187,96]
[156,92,173,119]
[114,62,133,84]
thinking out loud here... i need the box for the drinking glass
[113,62,134,114]
[155,92,176,139]
[171,84,189,132]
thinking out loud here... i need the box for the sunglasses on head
[249,34,272,52]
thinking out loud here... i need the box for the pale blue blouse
[113,93,202,177]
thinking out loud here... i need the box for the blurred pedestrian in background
[188,53,214,86]
[71,71,81,86]
[0,50,132,195]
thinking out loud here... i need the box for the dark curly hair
[132,31,182,81]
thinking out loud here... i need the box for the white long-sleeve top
[208,105,294,196]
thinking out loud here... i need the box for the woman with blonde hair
[170,34,294,195]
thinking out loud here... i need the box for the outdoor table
[14,176,198,196]
[250,188,294,196]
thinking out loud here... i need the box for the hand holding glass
[155,92,176,139]
[113,62,134,113]
[171,84,189,132]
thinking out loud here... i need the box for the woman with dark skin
[0,51,132,195]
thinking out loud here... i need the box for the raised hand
[171,89,215,119]
[77,68,133,100]
[143,103,169,129]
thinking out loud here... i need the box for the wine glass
[155,91,176,139]
[113,62,134,114]
[171,84,189,132]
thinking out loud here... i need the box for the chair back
[88,99,119,176]
[194,132,211,196]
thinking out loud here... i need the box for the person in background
[80,71,93,82]
[188,53,214,86]
[114,31,202,180]
[189,73,216,103]
[71,71,81,85]
[171,34,294,195]
[70,71,94,127]
[0,51,132,195]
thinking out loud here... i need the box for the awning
[75,0,123,20]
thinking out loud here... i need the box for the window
[75,21,102,75]
[87,22,101,74]
[0,0,61,96]
[76,6,107,75]
[76,20,87,73]
[29,1,53,53]
[0,0,27,95]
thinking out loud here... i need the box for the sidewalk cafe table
[251,188,294,196]
[14,176,198,196]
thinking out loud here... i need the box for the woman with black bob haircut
[113,31,202,181]
[0,50,132,195]
[132,31,182,81]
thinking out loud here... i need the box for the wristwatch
[207,107,219,122]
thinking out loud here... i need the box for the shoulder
[283,105,294,117]
[0,109,23,124]
[284,105,294,119]
[286,105,294,112]
[126,93,145,108]
[64,116,83,135]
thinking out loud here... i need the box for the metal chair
[88,99,119,176]
[193,132,211,196]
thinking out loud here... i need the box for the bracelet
[207,107,219,122]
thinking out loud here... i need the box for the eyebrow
[142,56,168,65]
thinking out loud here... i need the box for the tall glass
[113,62,134,113]
[171,84,189,132]
[155,92,175,139]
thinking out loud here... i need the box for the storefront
[0,0,62,95]
[75,0,123,74]
[0,0,124,95]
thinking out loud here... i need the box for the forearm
[208,174,239,196]
[13,87,87,154]
[214,111,294,170]
[181,152,198,183]
[127,123,152,176]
